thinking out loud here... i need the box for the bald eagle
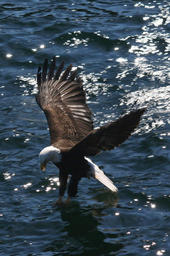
[36,57,145,203]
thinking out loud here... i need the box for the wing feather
[69,108,146,156]
[36,57,93,148]
[48,56,56,80]
[54,61,64,80]
[42,58,48,82]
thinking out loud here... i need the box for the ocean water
[0,0,170,255]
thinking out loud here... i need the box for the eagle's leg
[67,176,81,202]
[56,169,68,205]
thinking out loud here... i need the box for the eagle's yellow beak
[40,162,46,171]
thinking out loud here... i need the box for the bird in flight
[36,57,145,204]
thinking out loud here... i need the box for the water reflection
[6,53,13,58]
[51,204,123,255]
[156,250,166,256]
[3,171,15,180]
[120,85,170,134]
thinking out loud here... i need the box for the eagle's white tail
[85,157,118,193]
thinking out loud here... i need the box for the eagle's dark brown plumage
[36,57,93,150]
[36,57,146,203]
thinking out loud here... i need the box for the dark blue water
[0,0,169,255]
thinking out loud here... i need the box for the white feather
[85,157,118,193]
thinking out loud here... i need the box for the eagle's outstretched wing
[36,57,93,149]
[69,108,146,156]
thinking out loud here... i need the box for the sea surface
[0,0,169,255]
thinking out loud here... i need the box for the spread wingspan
[36,57,93,149]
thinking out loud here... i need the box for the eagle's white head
[39,145,61,171]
